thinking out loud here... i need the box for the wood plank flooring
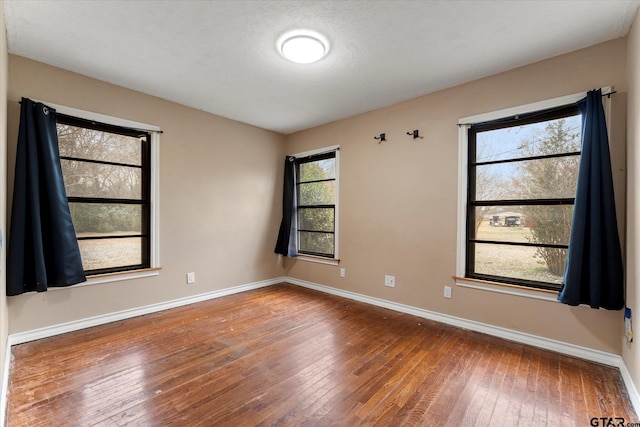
[6,283,637,426]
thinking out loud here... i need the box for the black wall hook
[407,129,423,139]
[374,133,386,143]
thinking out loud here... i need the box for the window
[465,104,582,291]
[56,112,157,276]
[295,149,338,259]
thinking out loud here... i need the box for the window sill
[296,254,340,266]
[48,267,162,291]
[454,276,558,302]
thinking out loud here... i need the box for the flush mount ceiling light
[278,30,329,64]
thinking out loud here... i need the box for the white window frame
[455,88,611,300]
[42,101,161,287]
[290,144,340,266]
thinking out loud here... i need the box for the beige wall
[285,38,628,353]
[0,0,8,416]
[6,55,286,333]
[624,8,640,395]
[1,29,632,357]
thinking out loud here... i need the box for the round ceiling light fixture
[278,30,329,64]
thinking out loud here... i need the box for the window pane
[473,242,566,284]
[299,181,335,205]
[299,231,334,255]
[299,207,334,232]
[475,155,579,201]
[61,160,142,199]
[520,205,573,246]
[69,203,142,234]
[78,237,144,271]
[474,205,572,246]
[474,208,525,239]
[475,116,581,163]
[299,158,335,182]
[57,123,142,166]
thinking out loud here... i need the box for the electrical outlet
[187,272,196,284]
[340,268,346,278]
[444,286,452,299]
[385,275,395,288]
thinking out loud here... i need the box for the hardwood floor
[7,283,637,426]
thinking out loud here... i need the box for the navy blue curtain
[558,89,624,309]
[274,156,297,257]
[7,98,86,296]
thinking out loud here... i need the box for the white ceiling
[4,1,640,134]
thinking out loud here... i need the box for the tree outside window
[57,114,151,274]
[296,152,336,258]
[467,106,581,290]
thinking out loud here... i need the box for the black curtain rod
[18,99,164,134]
[457,90,618,128]
[288,147,340,160]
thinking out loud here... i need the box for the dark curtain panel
[274,156,297,257]
[7,98,86,296]
[558,89,624,309]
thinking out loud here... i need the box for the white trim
[290,144,339,159]
[9,277,285,345]
[334,148,340,260]
[1,277,283,424]
[457,87,611,126]
[35,100,161,133]
[40,100,162,281]
[456,87,612,296]
[455,278,559,302]
[1,335,10,427]
[297,273,637,418]
[3,275,638,420]
[456,123,469,277]
[289,144,340,261]
[13,275,615,364]
[619,359,640,419]
[287,277,620,367]
[150,131,160,268]
[46,269,161,290]
[296,255,339,266]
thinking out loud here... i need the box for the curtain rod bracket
[406,129,423,139]
[374,133,386,143]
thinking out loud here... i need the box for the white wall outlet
[385,275,395,288]
[340,268,346,278]
[187,272,196,284]
[444,286,452,299]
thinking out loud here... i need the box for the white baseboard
[0,276,283,427]
[619,359,640,418]
[9,277,286,346]
[1,334,10,427]
[2,275,639,420]
[288,277,640,418]
[287,277,621,365]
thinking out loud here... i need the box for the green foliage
[70,204,141,234]
[297,158,336,255]
[517,118,580,276]
[58,123,143,235]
